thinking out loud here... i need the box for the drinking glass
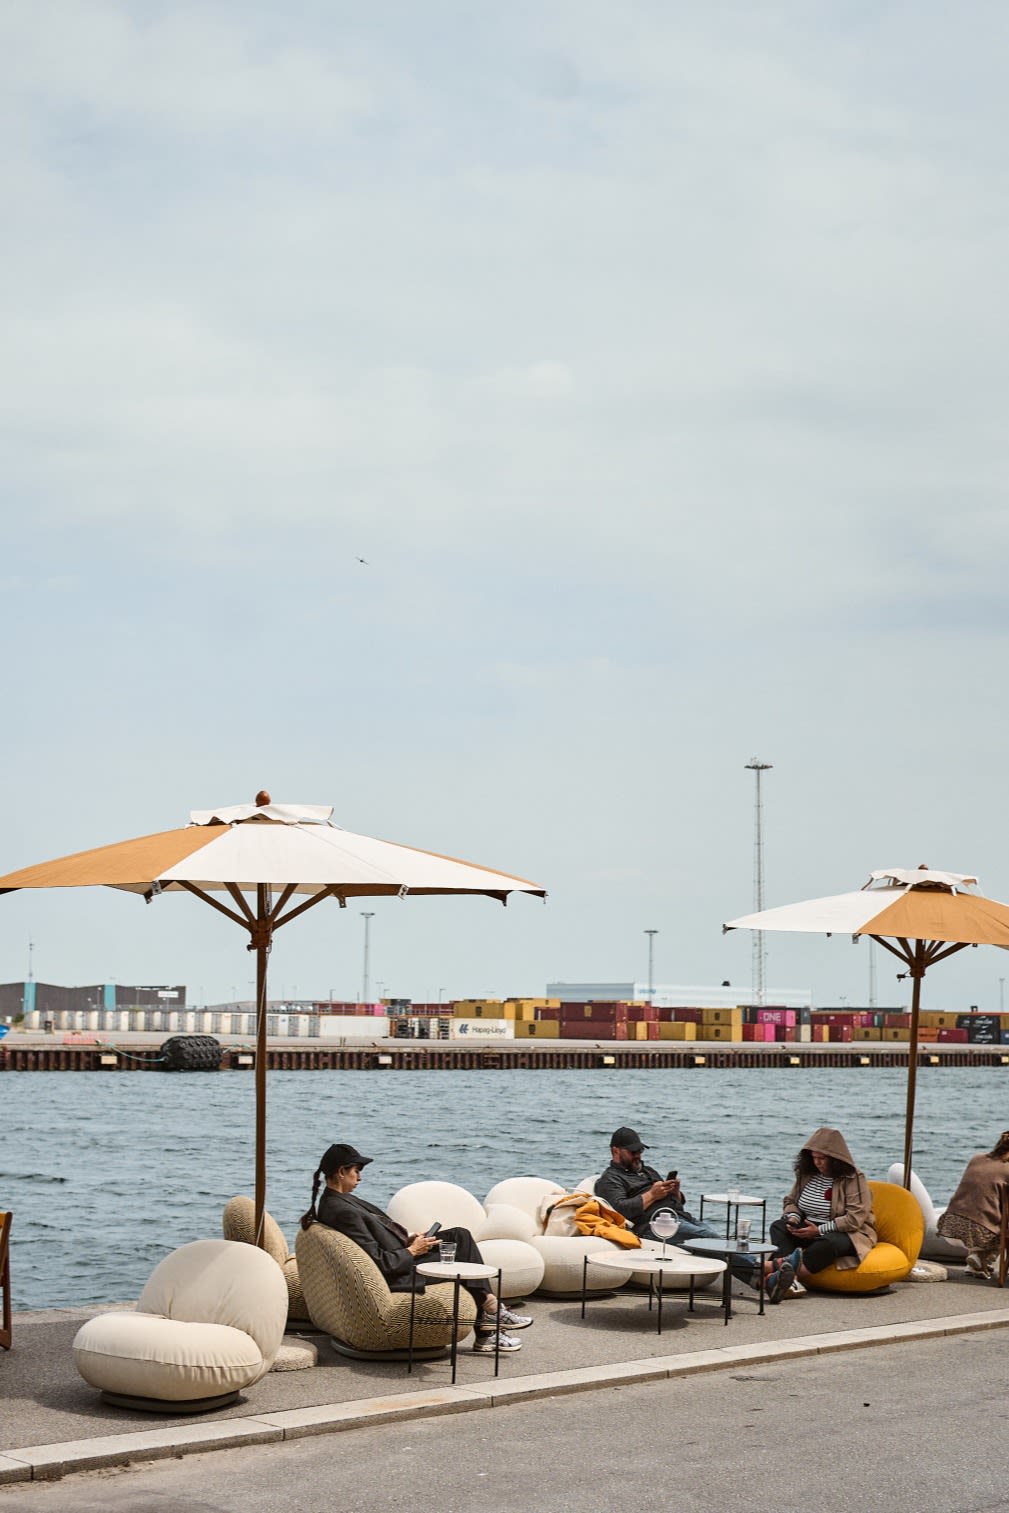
[439,1241,457,1268]
[649,1208,679,1260]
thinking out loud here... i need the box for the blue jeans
[643,1215,718,1244]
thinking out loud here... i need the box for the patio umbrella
[724,867,1009,1186]
[0,792,546,1243]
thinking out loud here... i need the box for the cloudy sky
[3,2,1008,1012]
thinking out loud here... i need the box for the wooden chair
[0,1211,11,1350]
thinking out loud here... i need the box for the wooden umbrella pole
[254,884,270,1248]
[902,952,924,1189]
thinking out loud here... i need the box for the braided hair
[300,1166,324,1230]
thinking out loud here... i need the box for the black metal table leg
[448,1274,460,1385]
[408,1271,419,1374]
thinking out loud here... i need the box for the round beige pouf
[271,1336,319,1371]
[908,1260,948,1282]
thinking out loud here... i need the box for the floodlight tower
[360,912,375,1004]
[644,929,658,1003]
[745,759,772,1006]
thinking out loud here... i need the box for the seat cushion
[477,1238,546,1298]
[73,1311,265,1401]
[484,1177,565,1225]
[387,1181,487,1236]
[531,1235,633,1295]
[806,1241,916,1294]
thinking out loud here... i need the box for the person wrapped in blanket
[761,1127,877,1303]
[936,1129,1009,1280]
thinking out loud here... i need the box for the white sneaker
[472,1329,521,1353]
[787,1278,807,1296]
[495,1305,533,1330]
[966,1252,994,1280]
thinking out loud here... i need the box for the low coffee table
[409,1260,502,1384]
[682,1238,777,1323]
[580,1250,726,1335]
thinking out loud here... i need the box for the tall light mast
[644,929,658,1003]
[360,912,375,1004]
[745,758,772,1006]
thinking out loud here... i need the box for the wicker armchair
[295,1221,477,1360]
[222,1196,310,1323]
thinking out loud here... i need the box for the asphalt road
[3,1331,1008,1513]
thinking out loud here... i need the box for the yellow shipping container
[883,1028,910,1041]
[918,1012,957,1028]
[514,1020,560,1038]
[453,1001,508,1018]
[704,1024,743,1041]
[700,1008,743,1026]
[853,1027,882,1041]
[657,1022,697,1041]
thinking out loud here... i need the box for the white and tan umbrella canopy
[725,867,1009,1184]
[0,794,546,1241]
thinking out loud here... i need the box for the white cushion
[139,1239,287,1366]
[532,1234,633,1294]
[484,1177,565,1226]
[477,1238,546,1298]
[479,1203,539,1243]
[387,1181,486,1236]
[73,1312,265,1400]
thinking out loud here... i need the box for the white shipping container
[316,1014,391,1039]
[447,1018,515,1040]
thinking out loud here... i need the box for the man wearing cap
[595,1126,719,1245]
[301,1142,533,1354]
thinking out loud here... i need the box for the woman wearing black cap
[301,1142,533,1353]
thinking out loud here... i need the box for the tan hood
[801,1127,856,1169]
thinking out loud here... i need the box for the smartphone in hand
[425,1221,443,1237]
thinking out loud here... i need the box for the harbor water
[4,1065,1006,1310]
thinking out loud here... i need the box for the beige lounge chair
[72,1238,288,1411]
[295,1221,477,1360]
[222,1196,310,1323]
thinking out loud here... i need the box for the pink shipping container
[756,1008,796,1026]
[743,1023,775,1042]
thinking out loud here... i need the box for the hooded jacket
[782,1127,876,1269]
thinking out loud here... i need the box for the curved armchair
[222,1196,310,1323]
[295,1222,477,1360]
[804,1181,924,1294]
[387,1180,545,1299]
[73,1239,288,1411]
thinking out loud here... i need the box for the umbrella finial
[255,790,271,807]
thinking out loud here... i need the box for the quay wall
[3,1036,1009,1072]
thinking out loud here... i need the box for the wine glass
[649,1207,679,1260]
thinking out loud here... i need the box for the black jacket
[317,1188,419,1291]
[595,1159,694,1235]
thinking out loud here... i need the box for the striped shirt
[797,1175,837,1234]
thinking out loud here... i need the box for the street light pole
[644,929,658,1003]
[361,912,375,1004]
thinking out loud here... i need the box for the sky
[3,1,1009,1013]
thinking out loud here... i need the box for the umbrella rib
[177,881,252,933]
[273,886,345,931]
[925,940,971,967]
[869,934,914,967]
[223,883,258,928]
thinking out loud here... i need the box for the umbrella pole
[902,953,924,1189]
[254,885,270,1248]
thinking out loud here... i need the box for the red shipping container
[822,1013,857,1026]
[669,1008,704,1023]
[626,1003,659,1021]
[828,1026,854,1042]
[883,1014,911,1028]
[558,1022,628,1039]
[937,1028,969,1042]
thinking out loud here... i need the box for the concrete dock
[3,1260,1009,1491]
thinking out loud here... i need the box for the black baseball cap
[610,1126,648,1152]
[319,1142,373,1175]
